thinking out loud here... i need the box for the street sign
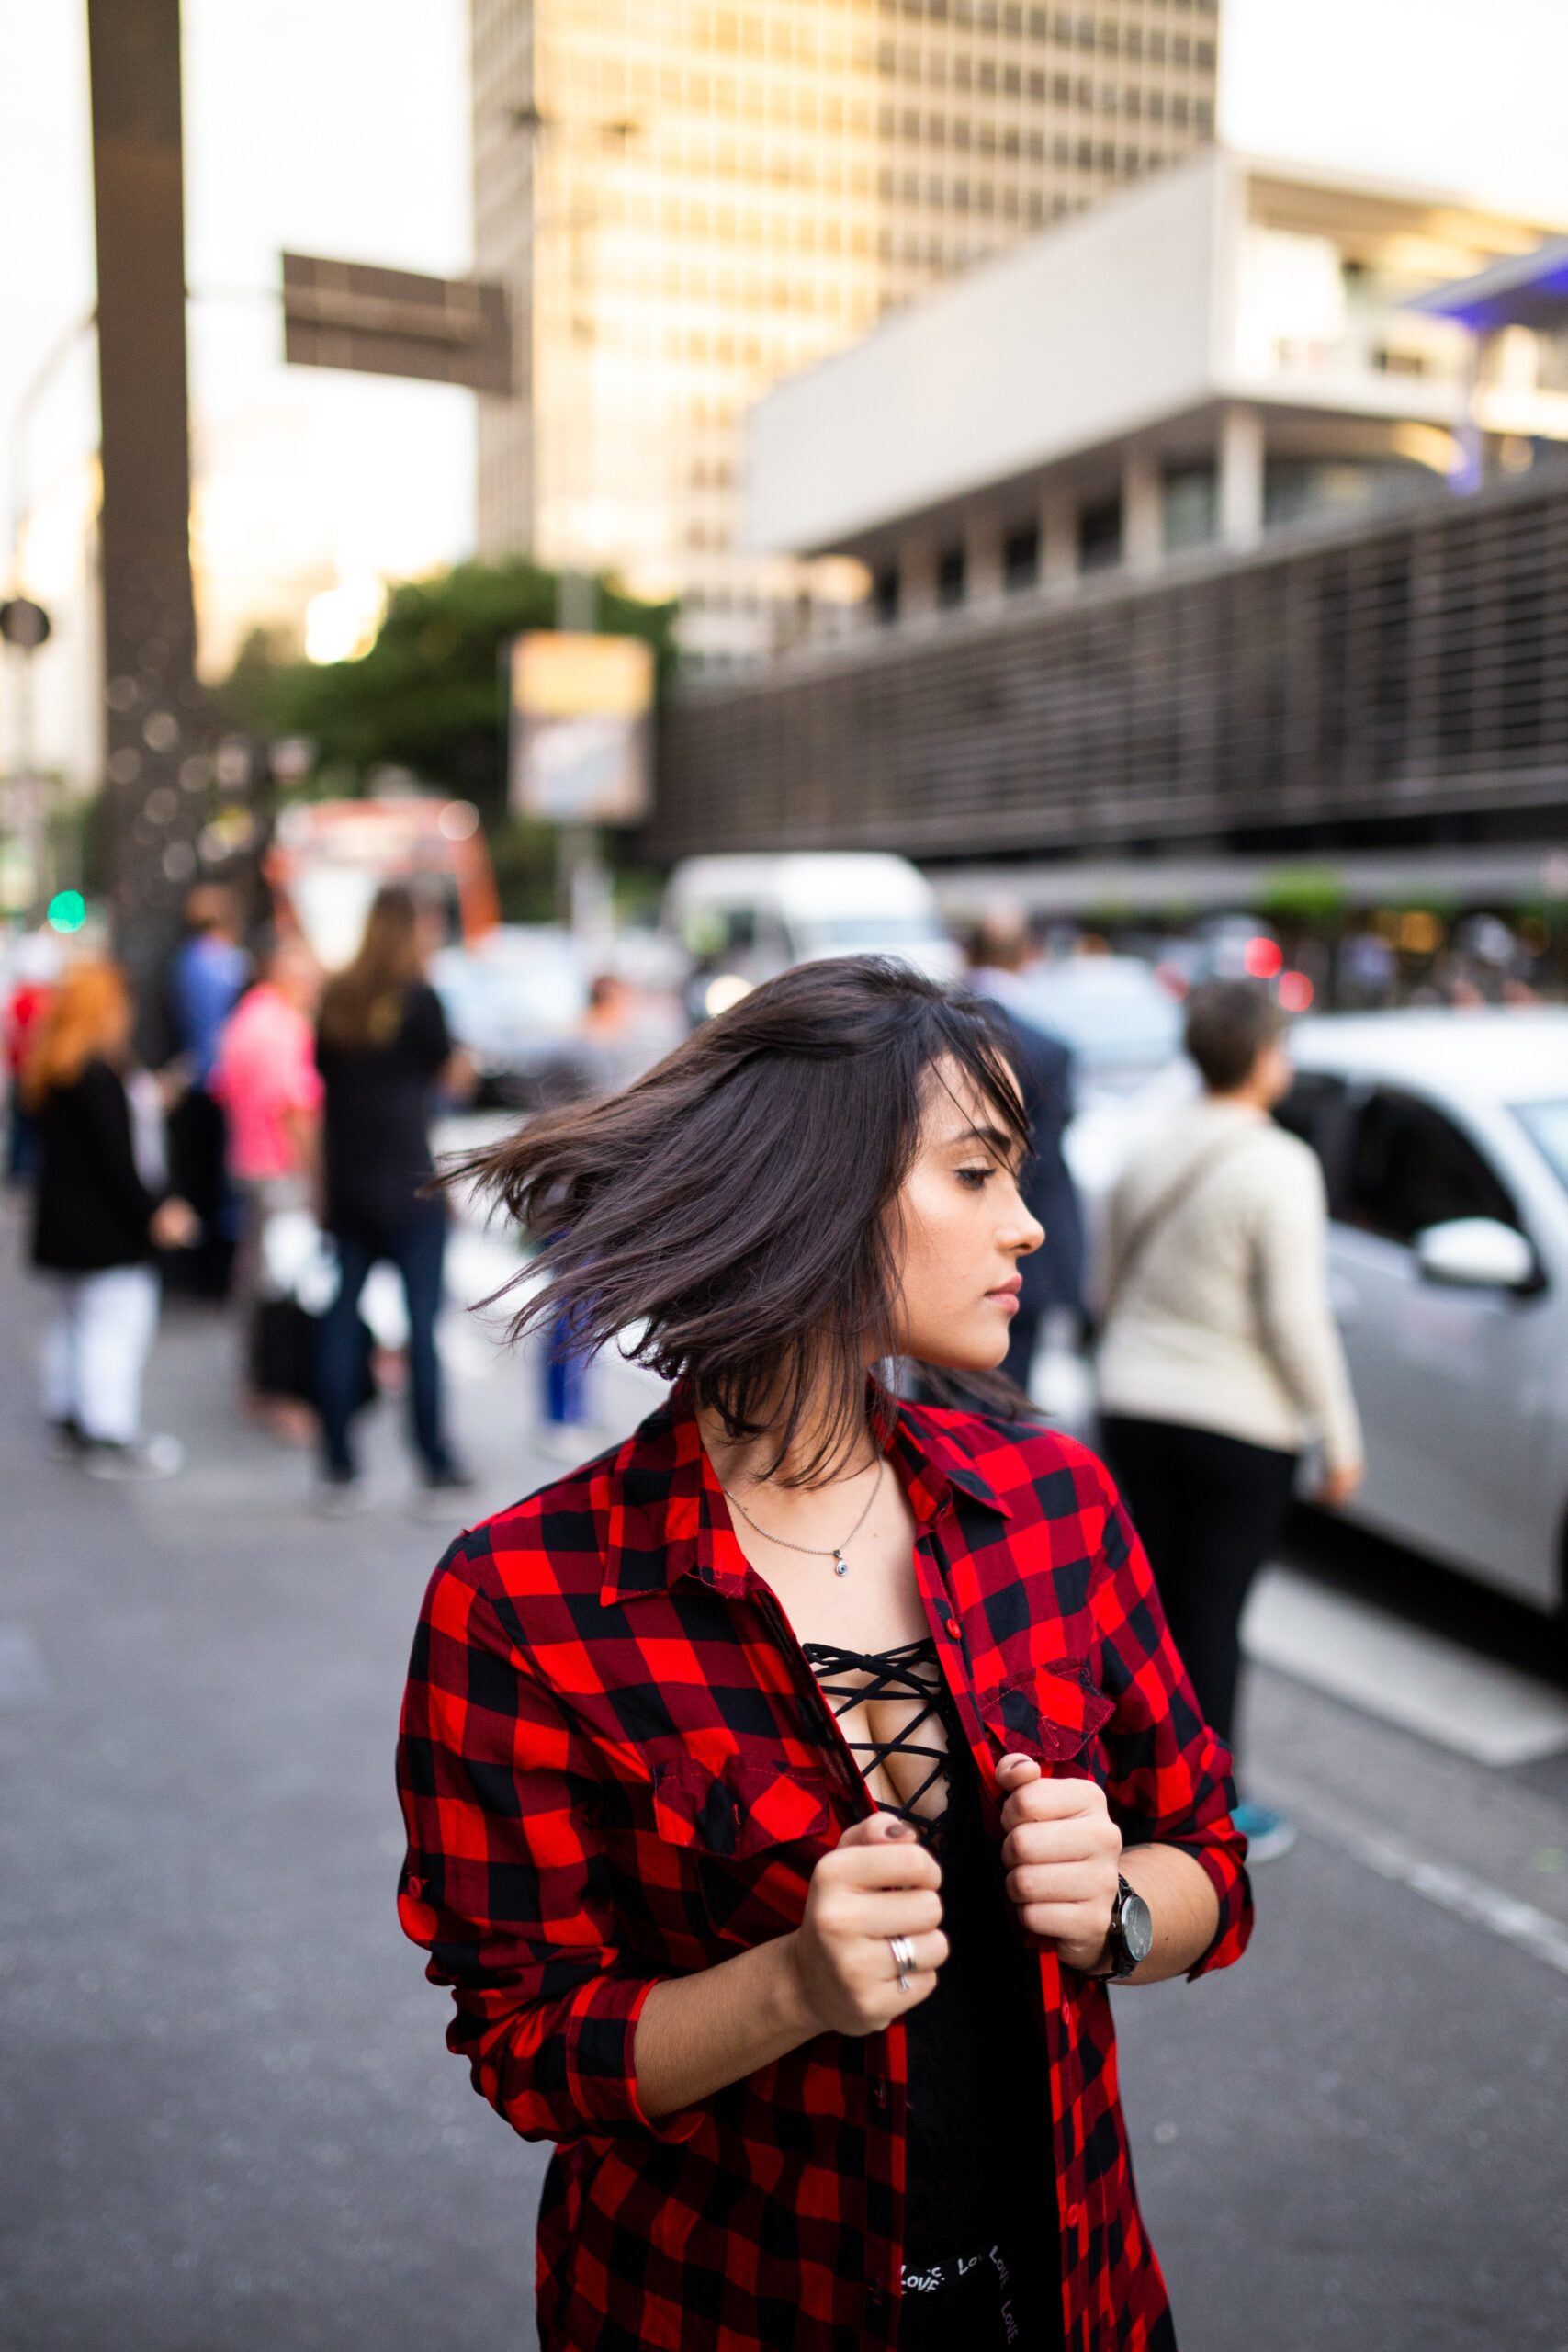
[0,598,51,650]
[509,632,655,824]
[281,253,513,394]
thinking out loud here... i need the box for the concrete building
[742,147,1568,616]
[651,151,1568,889]
[470,0,1220,664]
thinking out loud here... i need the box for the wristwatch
[1089,1875,1154,1981]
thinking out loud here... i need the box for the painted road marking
[1243,1566,1568,1768]
[1256,1776,1568,1981]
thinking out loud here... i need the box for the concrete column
[964,515,1004,605]
[1122,448,1162,573]
[1218,401,1265,550]
[1041,487,1077,593]
[898,537,937,621]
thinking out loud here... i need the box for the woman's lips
[986,1276,1023,1311]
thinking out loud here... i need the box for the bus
[266,797,499,969]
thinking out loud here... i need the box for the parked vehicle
[663,854,963,1013]
[1280,1010,1568,1614]
[429,926,587,1108]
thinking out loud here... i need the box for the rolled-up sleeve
[395,1545,703,2145]
[1088,1465,1254,1979]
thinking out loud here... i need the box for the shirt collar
[598,1382,1011,1607]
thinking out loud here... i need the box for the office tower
[471,0,1220,660]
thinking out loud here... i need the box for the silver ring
[889,1933,916,1993]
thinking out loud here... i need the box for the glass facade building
[470,0,1220,661]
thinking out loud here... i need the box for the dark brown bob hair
[463,955,1030,1481]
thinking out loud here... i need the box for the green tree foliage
[229,560,676,832]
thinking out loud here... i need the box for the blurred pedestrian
[536,971,650,1109]
[24,960,197,1478]
[313,886,471,1511]
[164,883,248,1298]
[964,913,1085,1392]
[1097,980,1363,1860]
[4,930,62,1183]
[210,932,323,1438]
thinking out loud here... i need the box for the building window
[1077,495,1122,571]
[1162,462,1217,551]
[1003,521,1040,589]
[936,543,967,605]
[873,566,900,624]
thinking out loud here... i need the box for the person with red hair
[25,961,196,1478]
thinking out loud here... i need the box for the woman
[314,886,468,1508]
[26,961,195,1478]
[396,957,1251,2351]
[210,932,323,1437]
[1097,979,1364,1863]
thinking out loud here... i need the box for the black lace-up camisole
[800,1635,1063,2292]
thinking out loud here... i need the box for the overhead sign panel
[510,632,655,825]
[281,252,513,394]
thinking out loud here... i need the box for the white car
[1281,1010,1568,1614]
[662,853,964,1006]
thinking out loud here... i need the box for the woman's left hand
[996,1752,1123,1974]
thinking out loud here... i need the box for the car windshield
[794,914,947,949]
[1514,1099,1568,1195]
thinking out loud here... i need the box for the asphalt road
[2,1200,1566,2352]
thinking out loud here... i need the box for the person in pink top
[211,933,323,1433]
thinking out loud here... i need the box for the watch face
[1121,1889,1155,1965]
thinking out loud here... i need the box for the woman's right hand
[784,1812,947,2038]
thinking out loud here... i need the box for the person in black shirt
[26,959,197,1478]
[313,887,470,1510]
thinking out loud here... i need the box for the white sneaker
[82,1434,185,1482]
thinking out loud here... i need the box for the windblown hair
[461,956,1032,1484]
[23,961,130,1105]
[319,884,425,1053]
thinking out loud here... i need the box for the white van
[663,854,963,1003]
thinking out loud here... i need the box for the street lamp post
[510,104,638,938]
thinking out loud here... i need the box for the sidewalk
[0,1207,564,2352]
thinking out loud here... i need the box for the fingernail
[999,1753,1031,1770]
[886,1818,915,1838]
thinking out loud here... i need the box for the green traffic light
[46,890,86,934]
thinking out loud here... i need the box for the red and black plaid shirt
[396,1389,1252,2351]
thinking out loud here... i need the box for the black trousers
[1099,1415,1298,1756]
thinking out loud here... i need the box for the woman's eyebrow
[948,1121,1018,1157]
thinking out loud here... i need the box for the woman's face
[889,1058,1044,1372]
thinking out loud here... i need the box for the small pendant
[833,1553,848,1577]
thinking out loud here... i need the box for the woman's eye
[956,1165,994,1190]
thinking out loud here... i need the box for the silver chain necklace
[723,1457,886,1577]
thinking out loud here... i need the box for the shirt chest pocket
[648,1758,834,1941]
[976,1660,1115,1770]
[651,1757,833,1856]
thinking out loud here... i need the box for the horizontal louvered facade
[653,469,1568,860]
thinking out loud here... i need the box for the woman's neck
[695,1398,882,1500]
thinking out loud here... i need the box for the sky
[3,0,1568,718]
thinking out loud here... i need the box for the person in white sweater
[1097,980,1364,1861]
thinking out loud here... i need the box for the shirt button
[941,1614,960,1640]
[1066,2202,1084,2233]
